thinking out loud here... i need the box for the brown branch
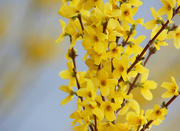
[140,120,153,131]
[122,35,131,47]
[77,14,84,31]
[94,115,98,131]
[103,20,108,34]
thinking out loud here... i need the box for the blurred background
[0,0,179,131]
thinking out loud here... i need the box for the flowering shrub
[57,0,180,130]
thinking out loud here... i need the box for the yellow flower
[96,69,117,96]
[145,109,162,127]
[87,48,108,65]
[98,122,118,131]
[58,0,84,19]
[125,35,145,56]
[82,26,107,54]
[161,76,179,98]
[166,26,180,49]
[73,116,91,131]
[76,80,97,104]
[126,110,147,126]
[119,3,138,24]
[157,0,176,21]
[107,42,124,59]
[139,73,157,100]
[106,18,124,41]
[102,101,120,121]
[144,7,162,30]
[149,104,168,120]
[108,82,132,105]
[116,123,131,131]
[59,60,76,87]
[112,55,129,81]
[151,27,168,50]
[81,100,104,120]
[59,85,75,105]
[119,99,140,115]
[134,62,149,74]
[103,2,121,18]
[83,0,104,10]
[129,0,143,7]
[56,19,66,44]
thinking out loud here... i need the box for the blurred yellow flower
[167,26,180,49]
[59,85,75,105]
[161,76,179,98]
[59,60,76,87]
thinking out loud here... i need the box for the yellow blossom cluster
[57,0,180,130]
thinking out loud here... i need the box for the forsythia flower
[107,42,124,58]
[167,26,180,49]
[59,85,75,105]
[149,104,168,120]
[76,80,97,104]
[126,110,147,128]
[96,69,117,96]
[161,76,179,98]
[112,55,129,81]
[120,3,138,24]
[151,27,168,50]
[59,60,76,87]
[144,7,163,30]
[102,101,120,121]
[139,73,157,100]
[56,20,66,43]
[98,122,118,131]
[157,0,176,21]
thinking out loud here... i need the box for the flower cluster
[57,0,180,130]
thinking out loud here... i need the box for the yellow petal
[162,91,174,98]
[119,105,129,115]
[135,64,149,74]
[144,20,157,30]
[174,37,180,49]
[150,7,158,19]
[141,88,153,100]
[129,99,140,114]
[157,6,168,16]
[94,41,104,54]
[83,0,94,10]
[134,35,146,45]
[59,85,71,93]
[59,70,72,79]
[161,82,172,90]
[144,80,157,89]
[106,111,116,121]
[100,86,110,96]
[61,95,74,105]
[93,108,104,120]
[129,0,143,6]
[76,88,88,97]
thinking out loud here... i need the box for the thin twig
[94,115,98,131]
[77,14,84,31]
